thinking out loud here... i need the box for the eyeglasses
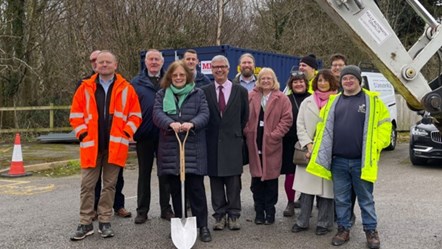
[291,71,304,77]
[331,63,345,68]
[90,58,97,63]
[212,65,228,70]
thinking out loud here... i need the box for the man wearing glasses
[329,53,347,90]
[202,55,249,232]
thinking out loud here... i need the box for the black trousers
[135,138,172,215]
[209,175,241,219]
[250,177,278,218]
[94,167,125,211]
[168,174,208,228]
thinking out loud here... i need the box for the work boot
[291,223,308,233]
[264,214,275,225]
[254,211,265,225]
[365,230,380,249]
[160,209,175,221]
[213,216,226,230]
[227,216,241,230]
[70,223,94,241]
[115,208,132,218]
[134,212,147,224]
[199,226,212,242]
[315,226,330,235]
[331,226,350,246]
[283,202,296,217]
[98,222,114,238]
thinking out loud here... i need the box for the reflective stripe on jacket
[70,73,142,168]
[306,89,391,183]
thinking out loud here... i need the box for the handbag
[293,141,309,165]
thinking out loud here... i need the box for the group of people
[69,49,391,249]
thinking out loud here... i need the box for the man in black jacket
[131,49,174,224]
[183,49,211,88]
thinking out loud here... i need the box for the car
[409,114,442,165]
[361,71,398,150]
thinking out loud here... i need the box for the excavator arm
[315,0,442,131]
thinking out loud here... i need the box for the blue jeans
[331,156,377,231]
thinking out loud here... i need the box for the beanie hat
[340,65,362,84]
[300,54,318,70]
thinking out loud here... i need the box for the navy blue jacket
[195,71,211,88]
[131,68,163,141]
[153,88,209,176]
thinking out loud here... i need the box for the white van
[361,71,398,150]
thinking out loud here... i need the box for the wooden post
[49,103,54,129]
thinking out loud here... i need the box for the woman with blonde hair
[244,67,292,225]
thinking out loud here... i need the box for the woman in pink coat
[244,67,293,225]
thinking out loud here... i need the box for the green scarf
[163,83,195,114]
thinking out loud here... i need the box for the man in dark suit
[202,55,249,231]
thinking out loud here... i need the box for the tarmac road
[1,143,442,249]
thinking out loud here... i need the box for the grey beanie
[340,65,362,84]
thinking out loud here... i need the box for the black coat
[131,68,163,141]
[194,71,211,88]
[202,83,249,177]
[153,88,209,176]
[281,92,310,174]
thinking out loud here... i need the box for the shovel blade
[171,217,197,249]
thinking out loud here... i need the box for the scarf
[163,83,195,114]
[313,90,337,110]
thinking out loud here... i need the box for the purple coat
[244,88,293,181]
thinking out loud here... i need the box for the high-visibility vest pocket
[79,135,97,168]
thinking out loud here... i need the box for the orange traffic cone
[1,133,32,177]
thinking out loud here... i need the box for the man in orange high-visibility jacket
[69,51,142,241]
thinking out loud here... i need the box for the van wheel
[385,125,397,151]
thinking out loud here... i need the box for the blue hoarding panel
[140,45,322,90]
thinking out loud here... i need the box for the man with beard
[232,53,256,92]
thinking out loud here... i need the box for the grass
[397,131,410,144]
[33,160,80,177]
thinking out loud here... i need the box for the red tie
[218,85,226,115]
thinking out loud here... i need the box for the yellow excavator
[316,0,442,132]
